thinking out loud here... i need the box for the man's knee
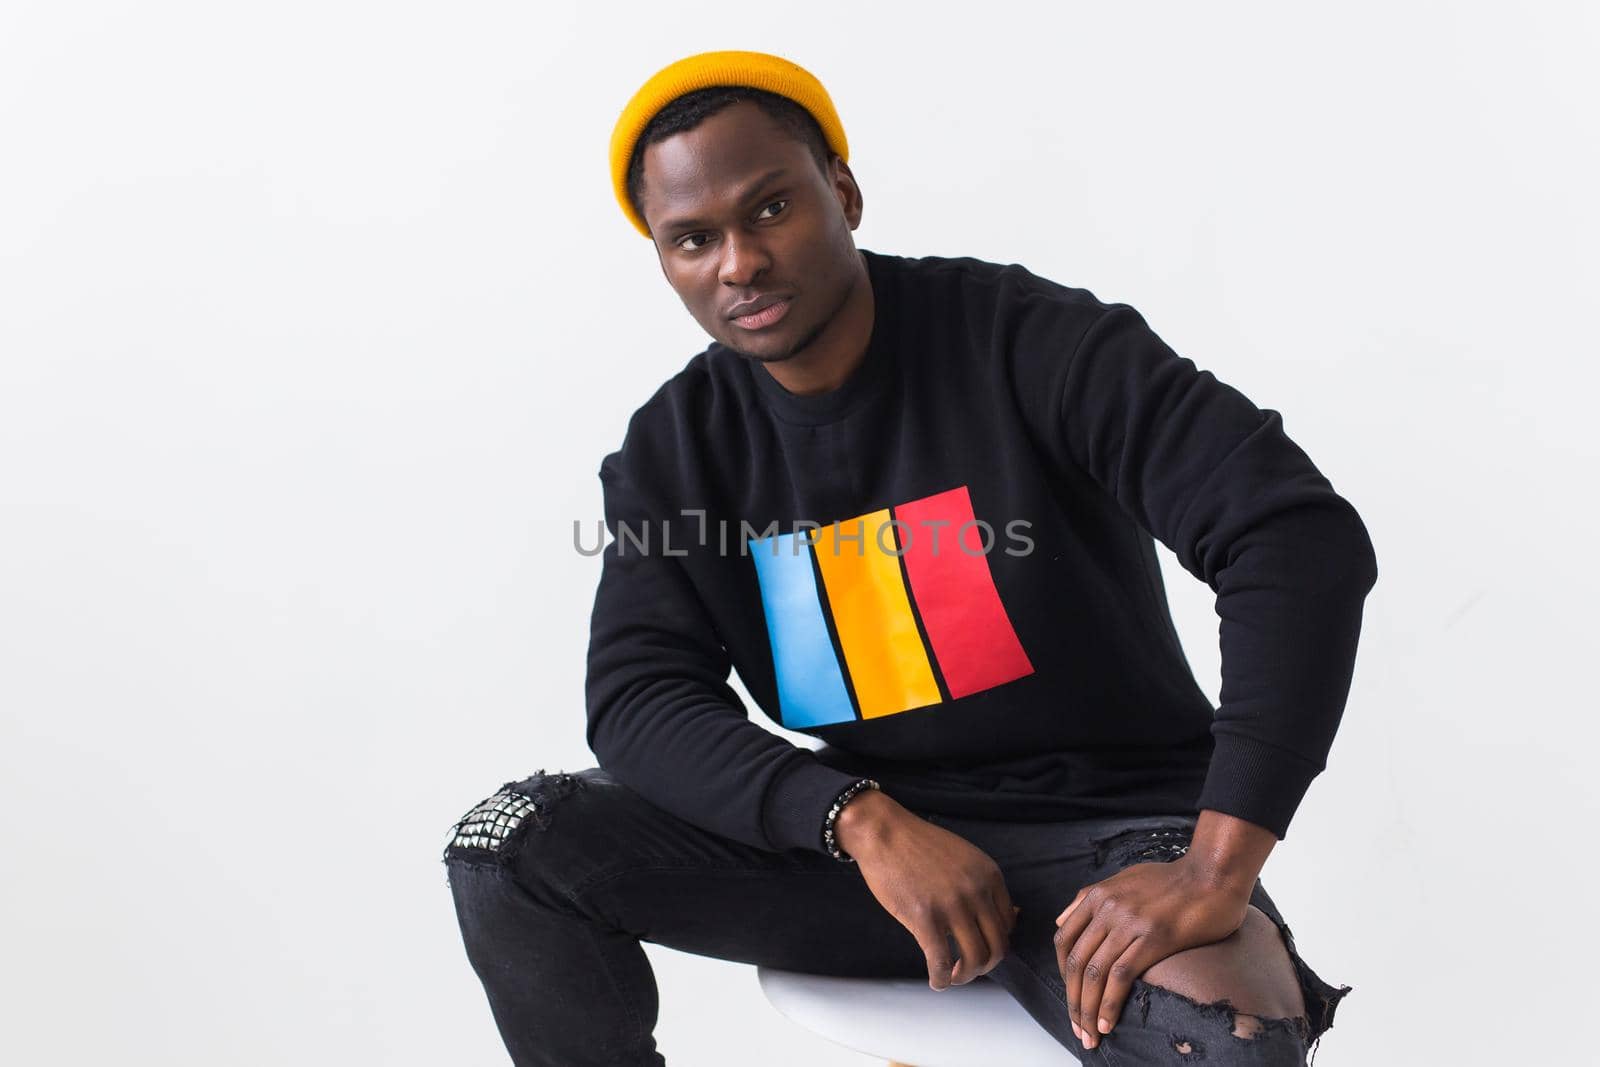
[439,767,594,873]
[1139,904,1308,1040]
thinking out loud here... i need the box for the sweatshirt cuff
[762,757,867,854]
[1195,733,1323,840]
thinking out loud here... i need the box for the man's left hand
[1053,855,1252,1050]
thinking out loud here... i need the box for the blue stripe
[750,531,856,727]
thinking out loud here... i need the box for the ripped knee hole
[440,769,584,864]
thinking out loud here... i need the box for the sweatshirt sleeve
[583,453,864,854]
[1014,299,1378,838]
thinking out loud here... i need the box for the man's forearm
[839,796,1276,891]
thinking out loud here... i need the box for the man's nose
[718,230,772,288]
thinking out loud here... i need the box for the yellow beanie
[608,50,849,238]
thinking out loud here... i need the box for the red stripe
[894,486,1033,699]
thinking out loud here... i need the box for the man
[442,49,1376,1066]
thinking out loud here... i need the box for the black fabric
[443,767,1351,1065]
[583,247,1377,855]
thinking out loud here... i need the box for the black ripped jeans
[441,767,1351,1066]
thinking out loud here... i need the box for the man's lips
[729,294,793,330]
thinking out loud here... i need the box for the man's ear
[831,155,864,230]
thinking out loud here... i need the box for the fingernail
[1072,1022,1082,1041]
[1098,1018,1111,1034]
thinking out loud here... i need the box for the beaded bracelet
[822,778,881,863]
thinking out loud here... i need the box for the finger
[990,877,1017,924]
[1055,916,1107,1042]
[1053,888,1094,955]
[985,881,1019,956]
[948,913,989,986]
[971,899,1011,977]
[1052,889,1097,1037]
[1056,888,1086,926]
[912,917,956,992]
[1077,929,1135,1051]
[1095,937,1154,1038]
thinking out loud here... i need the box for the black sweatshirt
[584,247,1377,855]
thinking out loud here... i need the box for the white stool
[756,967,1078,1066]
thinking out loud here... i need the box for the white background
[3,3,1596,1064]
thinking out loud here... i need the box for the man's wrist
[1182,808,1276,896]
[830,784,899,861]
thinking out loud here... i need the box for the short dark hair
[624,86,835,233]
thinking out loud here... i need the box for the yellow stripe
[811,511,941,718]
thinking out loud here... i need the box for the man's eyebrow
[655,168,792,234]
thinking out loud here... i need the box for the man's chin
[722,315,829,365]
[720,331,802,364]
[735,345,799,364]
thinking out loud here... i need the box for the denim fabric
[442,767,1351,1066]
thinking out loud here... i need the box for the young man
[442,50,1377,1066]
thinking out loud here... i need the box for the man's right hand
[834,789,1019,990]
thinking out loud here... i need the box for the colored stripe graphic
[811,510,942,719]
[894,486,1034,699]
[749,531,856,728]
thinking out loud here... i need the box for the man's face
[637,100,864,364]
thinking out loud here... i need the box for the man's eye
[756,199,789,220]
[676,233,709,252]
